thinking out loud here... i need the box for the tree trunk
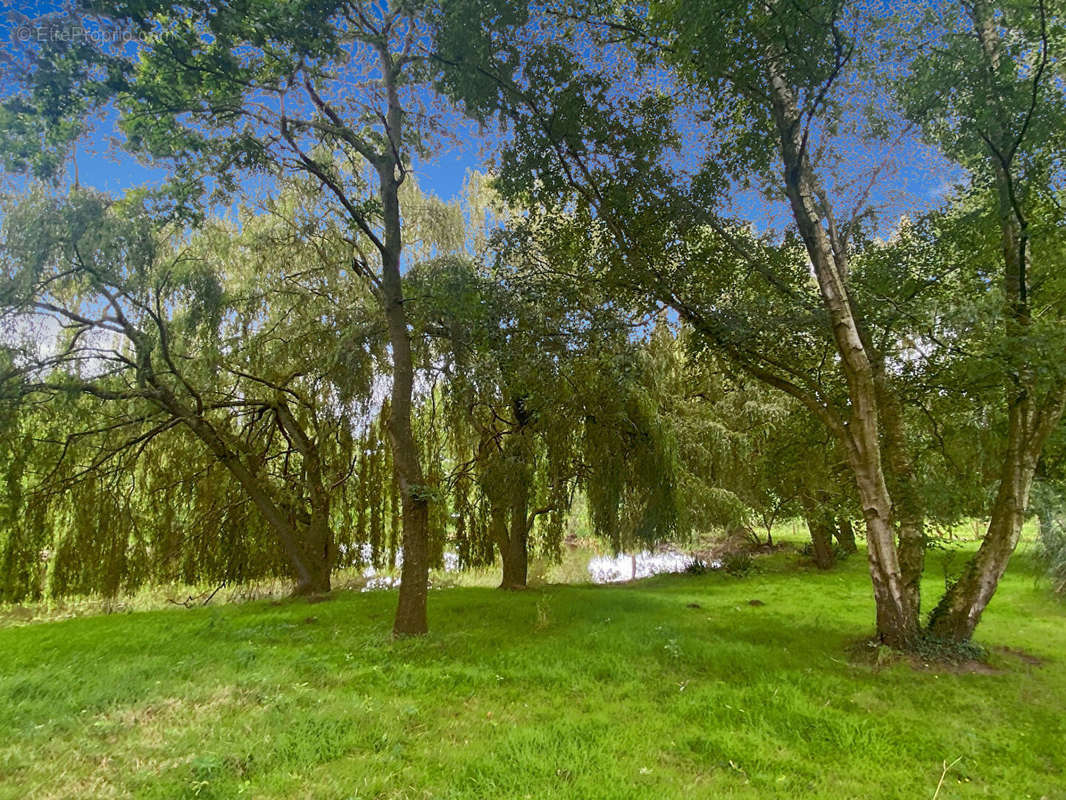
[393,494,430,635]
[178,412,331,596]
[874,366,926,617]
[384,231,431,635]
[800,496,835,570]
[927,465,1031,640]
[924,2,1066,642]
[292,547,332,595]
[766,61,918,647]
[834,518,857,554]
[499,514,529,590]
[490,499,528,590]
[496,410,533,590]
[273,402,335,596]
[378,179,429,635]
[372,54,432,637]
[499,462,531,590]
[292,504,333,596]
[927,391,1063,640]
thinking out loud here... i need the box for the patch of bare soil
[844,638,1005,675]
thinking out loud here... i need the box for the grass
[0,543,1063,799]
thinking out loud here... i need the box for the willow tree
[405,246,681,590]
[640,321,858,565]
[439,0,1066,647]
[0,392,396,602]
[0,185,387,598]
[0,0,498,634]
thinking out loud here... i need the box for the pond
[349,545,716,590]
[586,550,719,583]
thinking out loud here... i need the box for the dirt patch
[844,638,1004,675]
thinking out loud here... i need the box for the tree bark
[499,509,530,590]
[292,534,332,595]
[393,493,430,635]
[766,60,918,647]
[875,369,926,617]
[924,1,1066,642]
[928,391,1064,640]
[290,495,333,596]
[489,499,528,590]
[381,163,430,635]
[493,436,532,590]
[372,53,432,637]
[274,401,334,595]
[800,495,836,570]
[834,518,857,554]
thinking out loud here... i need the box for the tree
[1,0,496,634]
[641,321,858,565]
[0,185,387,598]
[438,0,1066,646]
[408,248,681,589]
[893,0,1066,639]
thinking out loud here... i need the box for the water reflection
[587,550,719,583]
[351,547,717,591]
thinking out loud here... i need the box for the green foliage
[402,181,685,567]
[892,0,1066,180]
[637,320,839,540]
[0,181,401,601]
[1031,483,1066,596]
[907,633,988,666]
[721,551,754,578]
[3,0,1066,648]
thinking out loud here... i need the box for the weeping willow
[405,253,686,586]
[0,183,411,602]
[0,390,420,604]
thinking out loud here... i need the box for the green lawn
[1,546,1063,799]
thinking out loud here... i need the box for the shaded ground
[0,545,1063,799]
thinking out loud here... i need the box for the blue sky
[0,0,488,206]
[1,0,959,232]
[52,110,485,204]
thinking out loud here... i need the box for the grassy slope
[0,547,1063,800]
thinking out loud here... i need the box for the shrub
[684,558,708,575]
[722,551,753,577]
[910,632,987,665]
[798,541,852,562]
